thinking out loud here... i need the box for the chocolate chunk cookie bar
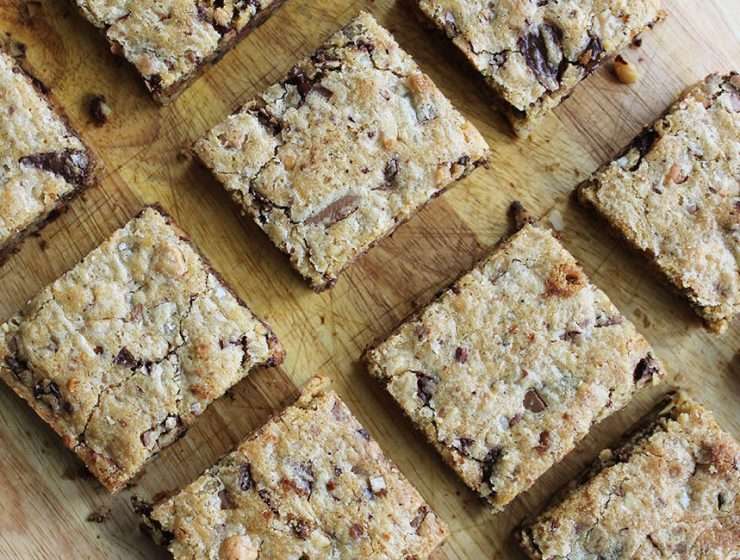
[416,0,664,134]
[0,207,283,492]
[143,376,447,559]
[0,44,96,262]
[579,73,740,332]
[195,12,490,291]
[519,393,740,559]
[366,220,663,512]
[72,0,288,103]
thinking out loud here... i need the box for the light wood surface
[0,0,738,558]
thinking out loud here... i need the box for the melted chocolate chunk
[523,388,547,412]
[383,156,399,187]
[452,437,474,456]
[481,447,503,487]
[519,23,566,92]
[415,372,438,406]
[114,347,140,369]
[442,11,459,37]
[238,463,253,491]
[19,149,90,185]
[454,346,469,363]
[304,194,360,227]
[218,488,236,510]
[634,354,660,383]
[410,505,429,532]
[578,35,604,73]
[627,128,658,171]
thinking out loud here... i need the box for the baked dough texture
[579,72,740,332]
[145,376,448,560]
[519,393,740,560]
[367,223,663,511]
[0,207,283,492]
[195,11,490,290]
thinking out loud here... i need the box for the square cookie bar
[366,221,663,512]
[72,0,288,103]
[195,12,490,291]
[415,0,664,134]
[0,43,97,261]
[519,393,740,559]
[142,376,448,559]
[0,207,283,492]
[579,73,739,332]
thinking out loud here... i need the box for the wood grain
[0,0,738,558]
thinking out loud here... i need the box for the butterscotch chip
[143,377,447,559]
[578,72,739,332]
[519,394,740,559]
[195,12,489,291]
[366,222,663,512]
[0,207,283,492]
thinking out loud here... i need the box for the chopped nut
[219,535,259,560]
[369,475,387,496]
[664,163,688,185]
[613,55,639,84]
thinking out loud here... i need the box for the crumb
[613,55,639,84]
[88,95,112,126]
[87,507,112,524]
[631,36,643,48]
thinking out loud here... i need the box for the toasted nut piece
[219,535,258,560]
[613,55,639,84]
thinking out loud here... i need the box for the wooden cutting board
[0,1,737,558]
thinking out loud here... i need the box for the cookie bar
[415,0,664,134]
[195,12,490,291]
[366,220,663,512]
[518,393,740,559]
[72,0,288,103]
[579,73,740,332]
[142,376,448,559]
[0,207,283,492]
[0,42,96,262]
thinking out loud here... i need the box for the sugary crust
[0,206,283,492]
[518,393,740,560]
[0,40,98,262]
[366,222,663,512]
[145,375,448,559]
[578,72,740,333]
[415,0,664,134]
[72,0,287,104]
[195,11,490,290]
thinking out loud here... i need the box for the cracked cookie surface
[519,393,740,560]
[416,0,663,133]
[0,47,95,258]
[579,73,740,332]
[366,223,663,512]
[73,0,287,102]
[0,207,283,492]
[145,376,447,559]
[195,11,490,290]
